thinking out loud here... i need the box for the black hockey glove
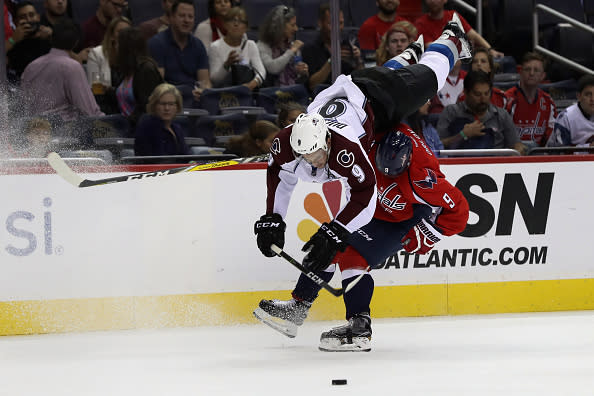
[302,221,349,273]
[254,213,286,257]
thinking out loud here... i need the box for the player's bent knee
[335,246,369,272]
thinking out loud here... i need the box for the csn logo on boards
[2,197,62,257]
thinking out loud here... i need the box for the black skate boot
[318,313,372,352]
[253,298,311,338]
[438,12,472,63]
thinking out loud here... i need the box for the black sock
[342,274,374,319]
[292,271,334,303]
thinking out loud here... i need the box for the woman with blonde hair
[86,16,132,89]
[375,21,418,66]
[134,83,189,156]
[225,120,279,157]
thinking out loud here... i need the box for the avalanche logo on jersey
[336,149,355,168]
[378,183,406,211]
[271,138,281,155]
[414,168,437,189]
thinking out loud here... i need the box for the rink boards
[1,156,593,335]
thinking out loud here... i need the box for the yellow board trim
[1,279,593,336]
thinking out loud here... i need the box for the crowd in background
[1,0,593,162]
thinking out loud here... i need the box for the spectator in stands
[302,3,363,92]
[139,0,174,41]
[134,83,189,156]
[86,17,132,101]
[277,101,306,128]
[116,27,164,130]
[81,0,128,49]
[358,0,409,52]
[40,0,70,28]
[3,3,15,51]
[209,6,265,90]
[505,52,557,147]
[257,5,308,88]
[465,47,506,108]
[7,1,53,82]
[547,75,594,148]
[405,100,443,155]
[375,20,417,65]
[20,117,53,157]
[148,0,211,102]
[415,0,503,58]
[194,0,231,52]
[437,70,526,154]
[225,120,279,157]
[22,19,103,123]
[428,59,465,114]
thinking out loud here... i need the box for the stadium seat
[128,0,162,25]
[539,79,579,101]
[295,28,320,47]
[195,0,209,27]
[59,149,113,164]
[198,85,256,115]
[71,0,100,25]
[244,0,293,30]
[344,0,377,29]
[256,85,310,114]
[295,0,323,29]
[537,0,585,28]
[192,112,250,146]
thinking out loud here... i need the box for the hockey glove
[254,213,286,257]
[302,221,349,272]
[401,218,443,254]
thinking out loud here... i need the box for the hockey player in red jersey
[254,123,469,351]
[253,14,471,351]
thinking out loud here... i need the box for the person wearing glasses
[209,7,265,90]
[134,83,190,156]
[81,0,128,49]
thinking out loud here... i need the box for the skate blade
[318,336,371,352]
[253,308,298,338]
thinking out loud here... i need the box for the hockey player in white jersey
[253,14,472,351]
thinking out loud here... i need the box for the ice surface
[1,311,593,395]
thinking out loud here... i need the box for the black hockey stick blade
[270,244,368,297]
[47,152,268,188]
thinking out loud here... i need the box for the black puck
[332,379,347,385]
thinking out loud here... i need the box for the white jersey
[265,78,378,233]
[547,103,594,147]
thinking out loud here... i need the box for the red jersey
[358,14,409,51]
[414,11,473,44]
[505,85,557,146]
[371,125,469,236]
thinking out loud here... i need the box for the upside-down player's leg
[350,12,473,133]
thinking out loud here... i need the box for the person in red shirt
[505,52,557,147]
[358,0,409,51]
[415,0,503,58]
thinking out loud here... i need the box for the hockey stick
[270,244,368,297]
[47,152,268,188]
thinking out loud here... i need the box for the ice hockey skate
[438,12,472,62]
[253,298,311,338]
[318,313,372,352]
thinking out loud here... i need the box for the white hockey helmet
[290,113,329,155]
